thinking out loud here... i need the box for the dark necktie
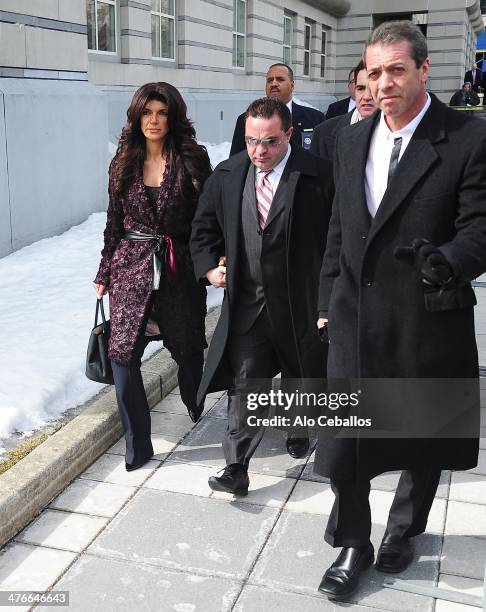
[387,136,403,184]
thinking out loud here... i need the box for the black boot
[174,351,204,423]
[208,463,250,495]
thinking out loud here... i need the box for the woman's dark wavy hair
[112,82,211,199]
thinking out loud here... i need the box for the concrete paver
[285,478,334,514]
[79,453,160,486]
[15,509,108,553]
[150,411,195,438]
[87,489,280,580]
[444,500,486,537]
[234,584,385,611]
[143,460,215,497]
[438,573,484,600]
[35,555,241,612]
[107,433,180,460]
[0,541,76,591]
[449,472,486,505]
[435,602,480,612]
[49,479,136,517]
[440,535,486,580]
[211,472,296,508]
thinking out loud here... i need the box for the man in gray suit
[191,98,334,495]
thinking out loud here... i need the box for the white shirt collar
[286,99,293,114]
[378,92,431,141]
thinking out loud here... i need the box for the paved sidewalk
[0,287,485,611]
[0,381,485,611]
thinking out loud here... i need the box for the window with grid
[233,0,246,68]
[87,0,117,52]
[283,14,292,66]
[304,22,311,76]
[320,26,328,78]
[151,0,175,60]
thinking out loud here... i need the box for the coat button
[363,279,372,287]
[361,233,367,240]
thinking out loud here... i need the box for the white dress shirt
[286,100,293,115]
[365,93,431,218]
[348,98,356,112]
[255,144,292,194]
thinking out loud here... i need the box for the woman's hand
[93,282,107,298]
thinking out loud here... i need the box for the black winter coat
[314,94,486,479]
[190,146,334,402]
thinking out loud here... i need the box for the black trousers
[325,468,442,547]
[223,308,303,467]
[111,332,204,464]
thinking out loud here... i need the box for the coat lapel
[221,155,250,285]
[341,116,376,233]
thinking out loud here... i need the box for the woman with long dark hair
[93,82,211,471]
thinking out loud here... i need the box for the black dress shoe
[125,455,153,472]
[318,543,374,601]
[286,436,310,458]
[187,403,204,423]
[375,531,413,573]
[208,463,249,496]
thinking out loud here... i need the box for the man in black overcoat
[315,21,486,602]
[324,67,357,119]
[229,63,324,156]
[191,98,333,495]
[311,61,377,164]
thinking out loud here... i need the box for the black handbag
[85,297,114,384]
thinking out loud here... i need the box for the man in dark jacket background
[311,61,377,164]
[324,67,357,119]
[229,63,324,155]
[191,98,333,495]
[316,21,486,602]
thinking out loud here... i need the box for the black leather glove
[394,238,453,286]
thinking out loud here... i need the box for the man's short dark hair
[365,20,428,68]
[245,97,292,132]
[267,63,294,81]
[353,60,365,83]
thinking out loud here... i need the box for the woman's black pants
[111,333,204,465]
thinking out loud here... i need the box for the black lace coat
[94,156,210,365]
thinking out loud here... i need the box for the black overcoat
[190,146,334,402]
[314,94,486,479]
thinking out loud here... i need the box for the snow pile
[0,142,230,446]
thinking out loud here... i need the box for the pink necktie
[256,170,273,229]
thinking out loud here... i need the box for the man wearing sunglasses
[191,97,334,495]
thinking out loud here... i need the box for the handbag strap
[94,297,108,330]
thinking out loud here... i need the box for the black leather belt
[125,230,176,289]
